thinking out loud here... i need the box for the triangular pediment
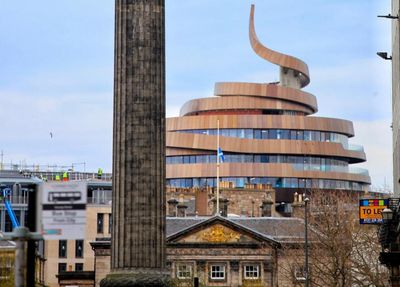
[167,216,279,247]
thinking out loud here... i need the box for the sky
[0,1,394,191]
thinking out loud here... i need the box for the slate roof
[166,217,208,236]
[231,217,305,243]
[166,216,305,244]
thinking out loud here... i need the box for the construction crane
[1,187,20,229]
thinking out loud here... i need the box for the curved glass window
[177,129,348,147]
[166,177,365,191]
[167,154,349,172]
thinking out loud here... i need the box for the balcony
[292,164,369,176]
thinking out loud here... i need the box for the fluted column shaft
[112,0,165,271]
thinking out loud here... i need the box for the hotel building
[165,5,371,203]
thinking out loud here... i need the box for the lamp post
[379,199,400,287]
[304,196,310,287]
[382,208,394,222]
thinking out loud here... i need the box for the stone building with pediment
[90,216,305,287]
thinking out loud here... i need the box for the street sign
[359,199,388,224]
[40,182,87,239]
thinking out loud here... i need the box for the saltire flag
[217,147,225,163]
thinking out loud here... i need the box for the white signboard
[41,181,87,239]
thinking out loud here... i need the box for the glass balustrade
[166,177,366,191]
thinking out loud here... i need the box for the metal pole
[26,184,38,287]
[304,197,309,287]
[216,120,220,215]
[14,238,26,287]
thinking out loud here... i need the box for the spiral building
[166,5,370,203]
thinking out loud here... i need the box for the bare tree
[279,192,389,287]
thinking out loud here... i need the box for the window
[97,213,104,233]
[59,240,67,258]
[75,240,84,258]
[290,130,297,140]
[4,211,12,232]
[276,129,282,139]
[75,263,84,271]
[0,257,12,279]
[185,178,193,187]
[58,263,67,273]
[245,129,253,139]
[5,210,20,232]
[23,209,29,228]
[210,264,225,280]
[296,130,303,140]
[108,214,112,234]
[176,264,192,279]
[294,265,306,282]
[244,265,260,279]
[304,131,312,141]
[266,130,274,139]
[281,129,290,139]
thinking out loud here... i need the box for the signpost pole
[304,197,309,287]
[14,234,26,287]
[26,184,38,286]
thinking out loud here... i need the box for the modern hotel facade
[165,5,370,202]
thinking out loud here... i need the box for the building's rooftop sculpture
[249,5,310,88]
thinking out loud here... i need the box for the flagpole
[216,119,220,216]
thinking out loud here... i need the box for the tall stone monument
[101,0,169,286]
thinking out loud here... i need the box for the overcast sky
[0,1,393,190]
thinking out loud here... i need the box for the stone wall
[167,246,275,287]
[93,244,278,287]
[166,186,276,217]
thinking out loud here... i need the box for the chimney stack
[260,197,274,217]
[177,202,188,217]
[195,187,208,216]
[212,197,229,217]
[167,198,179,217]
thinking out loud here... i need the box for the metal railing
[0,163,112,181]
[30,171,112,182]
[292,164,369,176]
[347,144,364,152]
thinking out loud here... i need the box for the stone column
[101,0,169,286]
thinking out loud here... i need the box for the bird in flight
[50,132,53,139]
